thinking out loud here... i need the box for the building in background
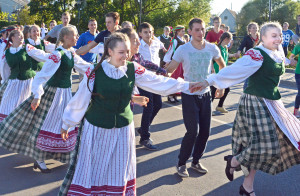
[0,0,29,14]
[219,8,237,33]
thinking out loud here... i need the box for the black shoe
[224,155,236,181]
[34,161,51,173]
[168,96,176,103]
[140,139,158,151]
[137,128,141,135]
[239,185,255,196]
[174,96,180,102]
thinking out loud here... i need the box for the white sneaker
[176,165,189,178]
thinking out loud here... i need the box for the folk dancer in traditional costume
[58,33,201,196]
[163,25,186,103]
[195,22,300,196]
[24,25,56,71]
[0,29,49,122]
[0,26,91,173]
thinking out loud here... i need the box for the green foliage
[0,12,9,21]
[236,0,300,35]
[15,0,212,33]
[18,6,38,25]
[0,21,18,29]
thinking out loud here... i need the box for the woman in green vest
[0,29,48,122]
[25,25,56,71]
[58,33,199,196]
[0,26,91,173]
[211,32,235,115]
[192,22,300,195]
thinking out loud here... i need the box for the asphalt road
[0,70,299,196]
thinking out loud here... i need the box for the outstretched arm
[75,40,98,55]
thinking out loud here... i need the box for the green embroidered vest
[25,39,45,71]
[47,48,74,88]
[85,62,135,129]
[5,48,36,80]
[244,48,285,100]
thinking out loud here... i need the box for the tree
[18,6,38,25]
[236,0,299,36]
[16,0,212,33]
[0,12,9,21]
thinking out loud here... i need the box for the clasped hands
[189,81,224,98]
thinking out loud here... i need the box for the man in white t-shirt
[166,18,226,178]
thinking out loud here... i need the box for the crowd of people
[0,10,299,196]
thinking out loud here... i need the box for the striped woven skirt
[36,87,78,153]
[0,78,33,122]
[232,94,300,176]
[59,119,136,196]
[0,85,76,163]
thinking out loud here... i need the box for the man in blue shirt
[75,12,120,55]
[74,19,98,63]
[282,22,295,56]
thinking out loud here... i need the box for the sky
[210,0,249,15]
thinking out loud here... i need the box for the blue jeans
[138,87,162,142]
[178,92,211,166]
[295,74,300,109]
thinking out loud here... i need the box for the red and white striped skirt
[67,119,136,196]
[36,88,77,153]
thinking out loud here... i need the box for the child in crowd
[137,22,167,150]
[211,32,235,115]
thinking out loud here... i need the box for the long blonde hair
[55,26,76,49]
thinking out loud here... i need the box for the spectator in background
[224,26,233,50]
[282,22,294,56]
[47,20,57,43]
[40,22,48,40]
[23,25,31,40]
[49,20,57,30]
[74,19,98,64]
[292,15,300,44]
[220,23,226,32]
[206,16,224,44]
[44,12,78,41]
[75,12,120,55]
[184,34,190,42]
[235,22,259,90]
[158,26,172,67]
[235,22,259,57]
[121,21,133,29]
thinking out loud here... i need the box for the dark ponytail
[217,32,232,48]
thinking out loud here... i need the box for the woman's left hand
[31,98,40,111]
[61,128,68,142]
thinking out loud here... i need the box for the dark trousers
[210,86,230,107]
[178,92,211,166]
[295,74,300,109]
[138,87,162,141]
[283,46,288,57]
